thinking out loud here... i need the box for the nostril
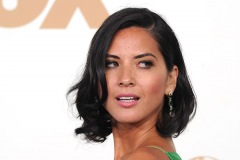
[119,81,135,87]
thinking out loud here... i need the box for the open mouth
[116,96,140,102]
[115,94,140,108]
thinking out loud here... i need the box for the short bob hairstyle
[68,8,197,142]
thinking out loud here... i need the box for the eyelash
[105,60,153,69]
[137,60,153,68]
[105,61,119,68]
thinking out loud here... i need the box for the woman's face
[104,27,178,125]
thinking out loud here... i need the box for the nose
[118,67,135,87]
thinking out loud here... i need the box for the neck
[112,117,174,160]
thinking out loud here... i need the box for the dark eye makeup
[137,60,153,68]
[105,60,119,68]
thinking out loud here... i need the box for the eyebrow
[134,53,157,60]
[106,54,120,59]
[106,53,157,60]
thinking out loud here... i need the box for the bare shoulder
[120,147,169,160]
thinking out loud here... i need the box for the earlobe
[165,65,178,95]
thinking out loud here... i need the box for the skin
[104,27,178,160]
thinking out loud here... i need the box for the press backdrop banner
[0,0,239,159]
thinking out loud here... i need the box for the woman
[68,8,196,160]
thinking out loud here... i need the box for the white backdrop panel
[0,0,240,159]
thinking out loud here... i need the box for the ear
[165,65,178,95]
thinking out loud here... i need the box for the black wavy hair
[67,7,197,142]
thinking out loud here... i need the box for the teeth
[117,97,139,102]
[119,97,134,100]
[120,99,134,102]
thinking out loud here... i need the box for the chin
[112,115,142,125]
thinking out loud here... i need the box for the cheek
[105,74,115,92]
[145,78,166,109]
[150,82,163,94]
[142,76,167,98]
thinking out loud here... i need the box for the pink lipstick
[115,94,140,108]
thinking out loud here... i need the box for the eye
[137,60,153,68]
[105,61,119,68]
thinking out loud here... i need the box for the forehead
[108,27,160,55]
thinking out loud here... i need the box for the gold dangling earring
[168,92,175,117]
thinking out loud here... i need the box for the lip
[115,93,140,108]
